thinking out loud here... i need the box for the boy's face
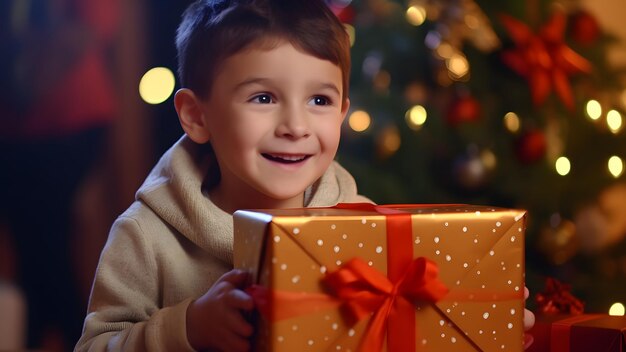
[196,41,349,209]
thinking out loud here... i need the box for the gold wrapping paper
[234,204,527,351]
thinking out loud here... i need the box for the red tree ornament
[330,4,355,24]
[535,277,585,315]
[499,11,593,110]
[446,95,481,125]
[515,128,546,164]
[569,10,600,46]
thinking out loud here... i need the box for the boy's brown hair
[175,0,351,104]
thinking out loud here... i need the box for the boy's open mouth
[262,153,311,164]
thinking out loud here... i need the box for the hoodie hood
[136,135,369,265]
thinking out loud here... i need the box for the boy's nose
[276,106,310,139]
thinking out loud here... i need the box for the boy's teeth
[275,155,304,161]
[263,153,308,163]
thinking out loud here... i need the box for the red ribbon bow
[535,277,584,315]
[323,257,449,352]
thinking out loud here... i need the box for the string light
[609,302,625,316]
[555,156,571,176]
[405,105,427,131]
[446,53,470,80]
[503,112,520,133]
[377,125,401,158]
[608,156,623,178]
[606,109,623,133]
[406,5,427,26]
[435,42,454,60]
[139,67,176,105]
[585,100,602,121]
[348,110,371,132]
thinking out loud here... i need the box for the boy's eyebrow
[233,77,341,96]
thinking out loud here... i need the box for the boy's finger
[218,269,250,288]
[524,333,534,349]
[523,308,535,331]
[524,286,529,300]
[227,289,254,311]
[225,309,255,338]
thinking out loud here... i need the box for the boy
[76,0,534,350]
[75,0,369,351]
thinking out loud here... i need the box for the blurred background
[0,0,625,350]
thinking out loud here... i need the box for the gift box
[527,314,626,352]
[234,203,527,351]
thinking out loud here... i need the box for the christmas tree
[334,0,626,312]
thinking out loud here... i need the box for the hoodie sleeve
[75,216,196,352]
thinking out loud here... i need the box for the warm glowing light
[373,70,391,91]
[555,156,571,176]
[435,42,454,59]
[606,109,623,133]
[405,105,427,130]
[406,5,427,26]
[481,149,497,170]
[609,302,625,316]
[344,24,355,47]
[377,126,401,158]
[608,156,624,178]
[348,110,371,132]
[447,53,469,79]
[585,100,602,120]
[503,112,520,133]
[139,67,176,105]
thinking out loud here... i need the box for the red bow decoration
[535,277,585,315]
[323,257,449,352]
[499,11,592,110]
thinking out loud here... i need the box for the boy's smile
[180,40,350,213]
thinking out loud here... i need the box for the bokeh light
[405,105,427,131]
[608,156,623,178]
[139,67,176,105]
[377,125,401,158]
[503,112,520,133]
[606,109,623,133]
[555,156,571,176]
[406,5,427,26]
[447,53,469,80]
[348,110,371,132]
[481,149,497,170]
[609,302,625,316]
[585,99,602,120]
[435,42,454,59]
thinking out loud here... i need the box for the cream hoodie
[75,136,370,351]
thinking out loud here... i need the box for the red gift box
[528,314,626,352]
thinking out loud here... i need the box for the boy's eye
[251,94,274,104]
[309,96,331,106]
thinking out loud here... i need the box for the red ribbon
[331,203,449,352]
[323,257,448,352]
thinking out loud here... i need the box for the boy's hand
[186,269,254,352]
[524,286,536,349]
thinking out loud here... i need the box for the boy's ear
[174,88,211,143]
[341,98,351,121]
